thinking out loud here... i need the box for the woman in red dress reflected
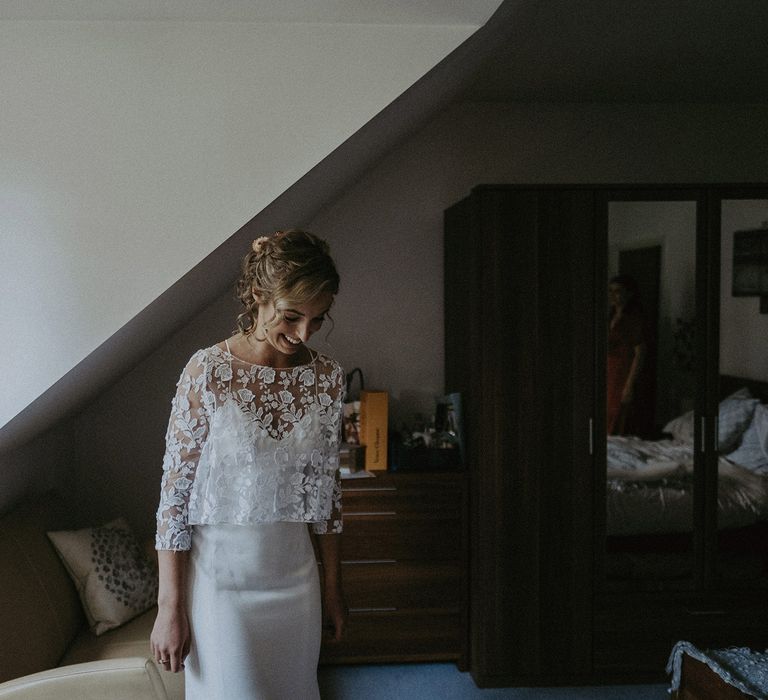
[607,274,649,436]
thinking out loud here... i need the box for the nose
[296,322,312,342]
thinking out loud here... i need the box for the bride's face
[257,292,334,357]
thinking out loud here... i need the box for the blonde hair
[235,229,340,336]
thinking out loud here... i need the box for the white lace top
[155,342,345,551]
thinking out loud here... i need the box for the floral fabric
[156,344,345,550]
[668,640,768,697]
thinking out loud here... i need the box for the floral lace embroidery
[155,345,344,551]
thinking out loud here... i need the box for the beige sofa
[0,494,183,699]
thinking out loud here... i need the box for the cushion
[662,387,758,451]
[663,410,695,443]
[718,391,760,453]
[47,518,158,636]
[726,403,768,474]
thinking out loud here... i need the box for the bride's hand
[322,585,348,643]
[150,604,190,673]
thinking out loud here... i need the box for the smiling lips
[283,334,301,346]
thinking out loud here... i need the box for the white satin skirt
[185,522,321,700]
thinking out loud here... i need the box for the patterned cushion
[47,518,158,635]
[726,403,768,474]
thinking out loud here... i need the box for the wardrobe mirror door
[604,199,698,586]
[717,198,768,590]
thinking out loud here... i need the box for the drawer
[342,486,461,517]
[341,561,462,611]
[319,609,462,664]
[341,472,464,517]
[340,513,461,560]
[593,593,768,677]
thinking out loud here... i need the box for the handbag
[342,368,364,445]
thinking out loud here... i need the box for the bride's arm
[316,533,347,642]
[151,551,190,673]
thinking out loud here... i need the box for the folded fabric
[662,387,758,452]
[726,403,768,474]
[718,391,760,453]
[667,640,768,698]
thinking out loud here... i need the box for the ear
[252,290,265,305]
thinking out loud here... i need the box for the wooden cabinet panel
[320,610,462,664]
[320,471,467,665]
[594,592,768,678]
[341,513,461,561]
[342,561,462,611]
[342,474,463,516]
[445,186,596,686]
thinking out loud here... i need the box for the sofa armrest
[0,657,167,700]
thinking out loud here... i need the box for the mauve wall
[72,101,768,535]
[0,424,74,514]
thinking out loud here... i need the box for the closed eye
[283,315,324,325]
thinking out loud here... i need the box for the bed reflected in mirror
[604,199,698,586]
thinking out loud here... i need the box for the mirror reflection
[604,200,697,585]
[717,199,768,588]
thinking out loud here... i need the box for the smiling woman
[151,229,347,700]
[234,229,339,364]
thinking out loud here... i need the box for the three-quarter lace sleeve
[312,362,346,535]
[155,350,210,550]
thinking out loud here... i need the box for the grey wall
[17,100,768,534]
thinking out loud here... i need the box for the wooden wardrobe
[445,184,768,687]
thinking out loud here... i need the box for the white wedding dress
[155,342,344,700]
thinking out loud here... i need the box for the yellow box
[359,391,388,470]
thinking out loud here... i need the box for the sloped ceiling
[0,0,515,451]
[465,0,768,102]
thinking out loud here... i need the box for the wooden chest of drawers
[319,470,467,665]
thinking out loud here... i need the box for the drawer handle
[341,559,397,565]
[349,607,398,613]
[345,511,397,517]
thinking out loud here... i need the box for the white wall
[0,19,478,429]
[73,101,768,534]
[721,199,768,381]
[608,201,697,420]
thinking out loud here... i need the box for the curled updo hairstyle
[235,229,340,336]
